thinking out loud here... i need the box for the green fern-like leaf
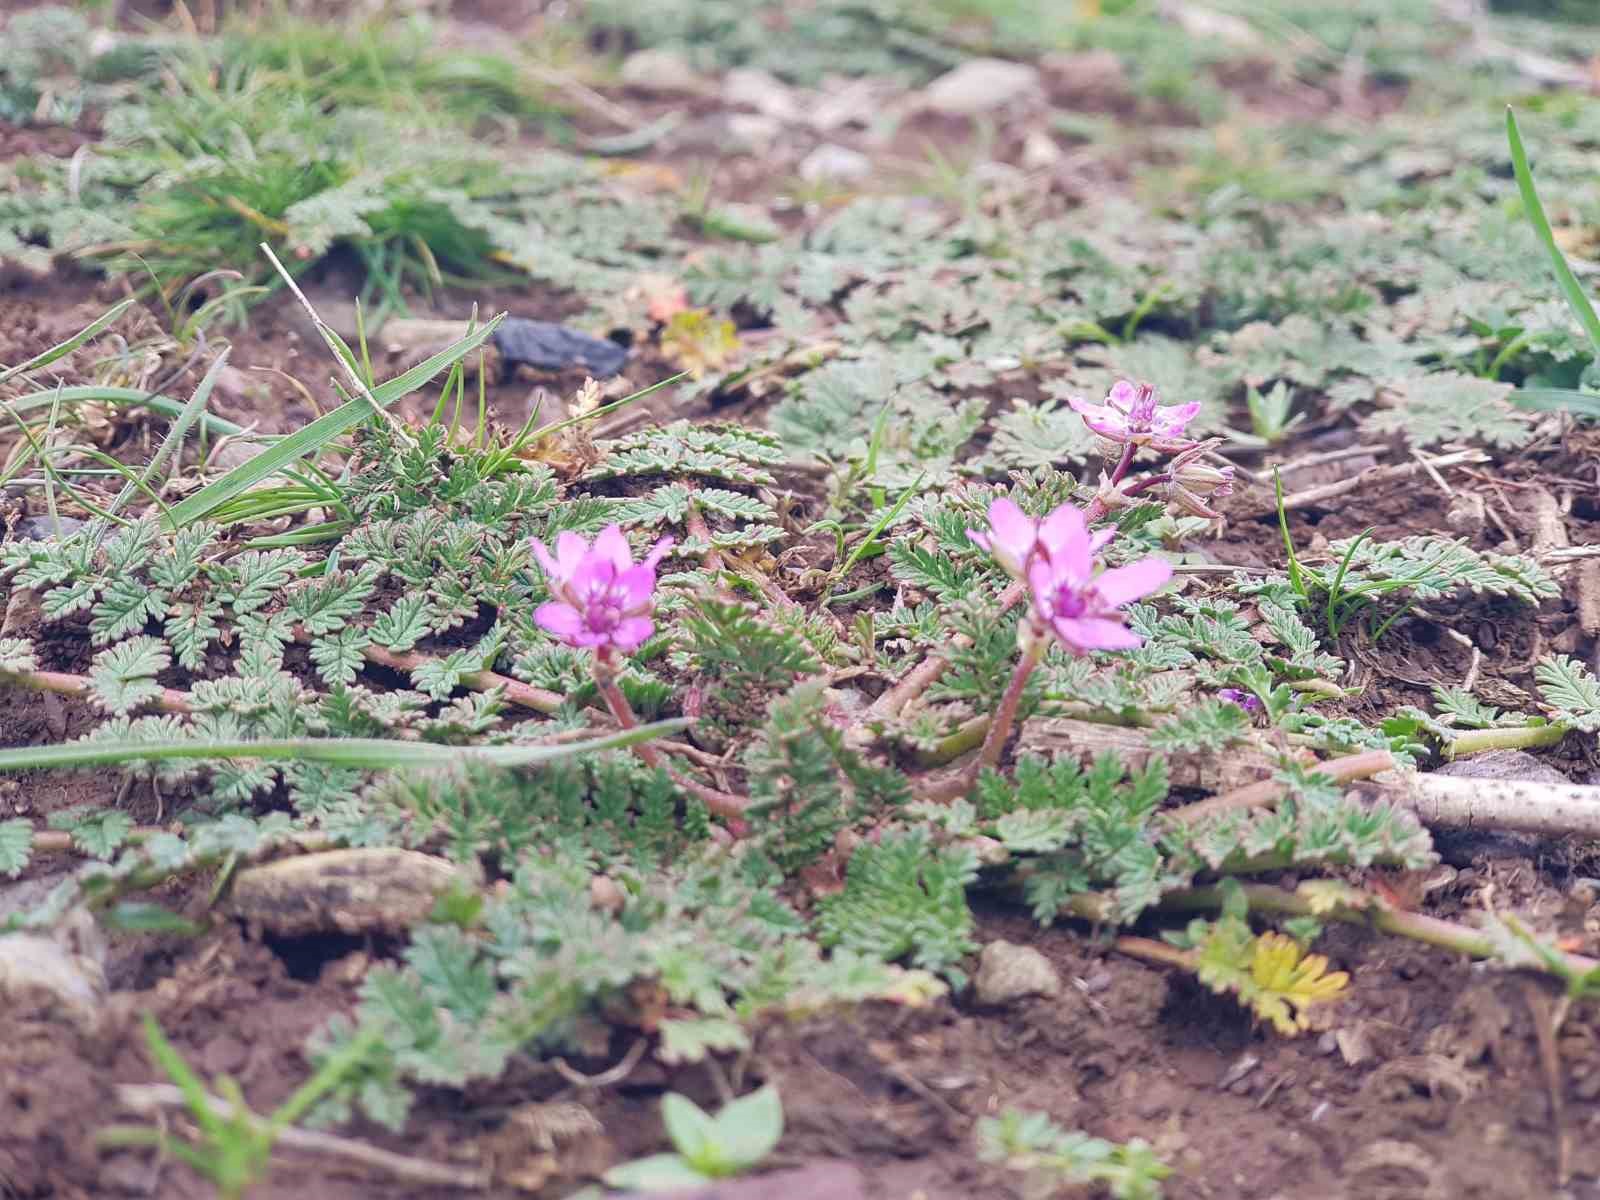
[1536,655,1600,732]
[87,635,171,715]
[815,829,978,986]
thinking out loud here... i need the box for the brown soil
[5,5,1600,1199]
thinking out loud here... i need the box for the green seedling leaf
[710,1084,783,1171]
[661,1092,721,1173]
[602,1153,712,1192]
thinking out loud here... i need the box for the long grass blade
[3,385,250,437]
[0,298,137,387]
[1507,107,1600,356]
[0,720,686,773]
[162,315,502,529]
[105,349,231,521]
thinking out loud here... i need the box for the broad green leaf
[1509,387,1600,419]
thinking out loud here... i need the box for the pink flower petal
[529,537,562,581]
[614,563,659,613]
[1055,616,1142,652]
[568,555,618,602]
[980,498,1038,574]
[1067,394,1115,422]
[592,525,633,572]
[1087,528,1116,555]
[554,530,590,578]
[1025,557,1059,617]
[1038,504,1091,578]
[641,536,675,571]
[967,528,995,553]
[612,616,655,650]
[1092,557,1172,607]
[1152,401,1201,435]
[1107,380,1138,408]
[535,601,584,640]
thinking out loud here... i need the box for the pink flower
[529,525,674,652]
[1068,380,1200,452]
[1020,504,1170,655]
[969,497,1115,580]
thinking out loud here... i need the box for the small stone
[0,910,107,1032]
[1039,50,1130,108]
[1021,129,1063,169]
[973,940,1061,1006]
[226,848,481,937]
[10,515,87,541]
[619,49,708,96]
[798,143,871,184]
[1434,750,1571,786]
[722,67,799,121]
[727,113,784,156]
[921,58,1041,118]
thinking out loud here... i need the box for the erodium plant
[967,379,1221,780]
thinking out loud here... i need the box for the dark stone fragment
[491,318,628,377]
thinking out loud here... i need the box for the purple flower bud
[1218,688,1263,713]
[529,525,674,652]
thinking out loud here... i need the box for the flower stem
[1082,443,1139,524]
[967,637,1046,787]
[591,649,749,822]
[1444,723,1567,759]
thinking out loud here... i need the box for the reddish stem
[1081,442,1138,524]
[965,636,1045,788]
[592,649,749,822]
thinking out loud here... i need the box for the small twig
[0,666,193,714]
[521,61,641,129]
[1112,934,1196,971]
[1409,447,1455,498]
[1522,982,1571,1186]
[355,642,563,715]
[551,1038,648,1092]
[113,1083,491,1189]
[1270,442,1390,476]
[1164,750,1396,827]
[1237,451,1486,518]
[259,244,412,443]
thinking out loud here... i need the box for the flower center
[1050,582,1090,619]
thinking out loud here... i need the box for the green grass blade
[105,349,231,521]
[1508,387,1600,418]
[162,315,503,530]
[4,386,250,437]
[1507,107,1600,357]
[0,719,685,773]
[0,298,138,388]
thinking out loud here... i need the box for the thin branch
[113,1083,490,1189]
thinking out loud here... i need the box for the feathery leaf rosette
[968,499,1171,655]
[530,525,674,652]
[1068,379,1199,452]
